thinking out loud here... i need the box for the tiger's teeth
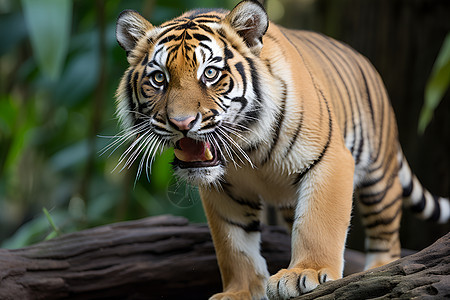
[205,147,213,161]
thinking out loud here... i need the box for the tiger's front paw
[266,268,335,299]
[209,291,267,300]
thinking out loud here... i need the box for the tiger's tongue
[174,138,213,162]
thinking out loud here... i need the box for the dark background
[0,0,448,252]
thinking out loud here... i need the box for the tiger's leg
[267,146,354,299]
[200,187,269,300]
[357,159,403,269]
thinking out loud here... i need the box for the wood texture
[295,233,450,300]
[0,215,447,300]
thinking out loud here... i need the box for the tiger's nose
[169,115,198,131]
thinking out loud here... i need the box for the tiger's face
[115,5,269,186]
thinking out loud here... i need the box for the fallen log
[0,215,447,299]
[294,233,449,300]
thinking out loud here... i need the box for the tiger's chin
[172,164,225,187]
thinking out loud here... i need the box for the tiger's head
[115,1,272,186]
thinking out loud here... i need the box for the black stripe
[224,45,234,59]
[155,26,178,43]
[212,97,227,111]
[360,173,385,189]
[260,82,287,165]
[222,182,262,211]
[359,147,397,190]
[310,34,359,155]
[402,179,413,197]
[361,61,384,161]
[283,216,294,224]
[234,62,247,94]
[323,37,368,165]
[246,57,261,102]
[210,56,223,63]
[191,14,222,21]
[232,197,262,210]
[148,60,158,68]
[183,32,192,40]
[154,127,172,134]
[283,80,304,157]
[359,163,398,206]
[410,194,426,213]
[427,196,441,222]
[141,53,149,66]
[329,41,364,162]
[280,32,333,186]
[362,194,402,218]
[244,106,261,127]
[132,71,141,110]
[365,205,402,229]
[239,57,262,128]
[366,248,390,253]
[231,96,248,110]
[293,131,331,184]
[245,58,261,110]
[367,229,399,240]
[366,143,396,174]
[198,24,214,34]
[220,78,234,96]
[158,34,177,44]
[300,35,348,139]
[226,219,261,233]
[201,122,216,131]
[193,33,211,42]
[357,64,376,128]
[153,45,164,58]
[354,127,364,165]
[125,68,135,113]
[203,115,214,122]
[199,42,213,56]
[293,93,332,186]
[368,74,388,164]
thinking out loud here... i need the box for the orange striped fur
[114,1,449,299]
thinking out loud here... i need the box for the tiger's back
[114,1,449,299]
[262,24,448,267]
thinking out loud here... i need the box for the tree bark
[295,233,449,299]
[0,215,447,300]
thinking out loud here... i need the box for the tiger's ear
[224,0,268,53]
[116,10,153,54]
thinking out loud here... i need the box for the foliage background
[0,0,448,251]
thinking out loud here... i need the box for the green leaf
[1,210,66,249]
[419,34,450,134]
[21,0,72,80]
[43,207,62,237]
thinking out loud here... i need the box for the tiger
[113,1,449,299]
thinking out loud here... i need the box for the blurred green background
[0,0,448,251]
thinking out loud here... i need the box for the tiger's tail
[397,150,450,224]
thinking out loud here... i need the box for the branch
[0,215,447,299]
[295,233,449,299]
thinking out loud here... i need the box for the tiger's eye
[153,72,165,84]
[204,67,219,80]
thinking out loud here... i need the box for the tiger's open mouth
[173,137,221,168]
